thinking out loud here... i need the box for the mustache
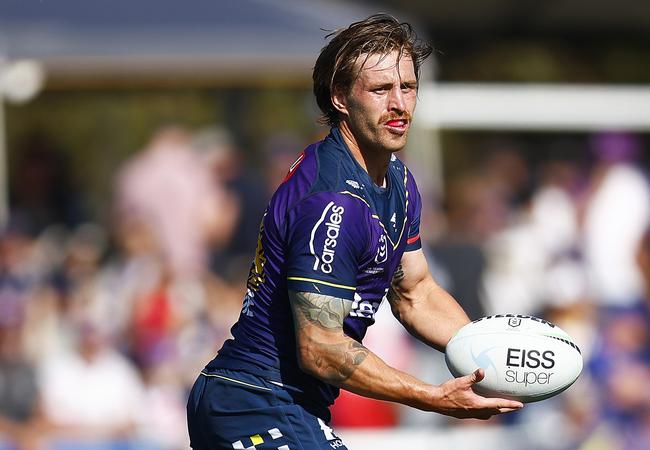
[380,112,412,123]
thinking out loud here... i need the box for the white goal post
[415,82,650,131]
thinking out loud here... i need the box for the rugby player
[187,14,523,450]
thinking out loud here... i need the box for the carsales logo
[310,202,345,274]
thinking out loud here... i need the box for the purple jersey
[209,127,422,411]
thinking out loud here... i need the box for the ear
[331,87,349,117]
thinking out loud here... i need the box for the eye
[372,88,388,94]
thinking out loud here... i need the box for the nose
[388,86,406,113]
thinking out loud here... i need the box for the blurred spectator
[428,148,530,318]
[429,241,485,319]
[444,172,512,245]
[38,320,145,443]
[585,304,650,450]
[530,159,581,260]
[137,358,190,450]
[576,226,650,450]
[128,275,178,369]
[481,153,586,317]
[9,135,89,235]
[480,145,532,210]
[582,132,650,307]
[114,126,238,280]
[0,225,65,364]
[175,275,244,388]
[0,226,39,330]
[430,173,502,319]
[191,127,267,279]
[0,324,43,450]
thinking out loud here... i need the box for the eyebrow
[367,79,418,89]
[364,78,418,87]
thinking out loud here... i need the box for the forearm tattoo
[289,291,368,382]
[314,340,369,382]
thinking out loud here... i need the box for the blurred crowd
[0,124,649,450]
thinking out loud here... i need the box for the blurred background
[0,0,649,449]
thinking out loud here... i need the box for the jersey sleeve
[285,193,368,300]
[405,176,422,252]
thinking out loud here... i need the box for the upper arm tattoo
[289,291,369,382]
[289,291,352,331]
[388,264,405,305]
[392,264,405,283]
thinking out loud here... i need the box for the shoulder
[265,142,320,221]
[277,142,320,196]
[272,135,348,205]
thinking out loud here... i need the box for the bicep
[388,250,470,349]
[391,249,432,296]
[387,249,434,321]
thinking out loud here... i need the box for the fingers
[473,392,524,415]
[441,371,524,419]
[485,398,524,411]
[468,368,485,384]
[497,399,524,409]
[465,369,524,410]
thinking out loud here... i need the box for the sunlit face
[334,50,418,154]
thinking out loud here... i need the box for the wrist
[405,382,443,412]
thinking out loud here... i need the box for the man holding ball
[187,14,523,450]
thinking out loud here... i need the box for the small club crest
[508,317,522,327]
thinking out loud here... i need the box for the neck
[338,123,390,187]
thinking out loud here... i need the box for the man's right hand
[431,368,524,420]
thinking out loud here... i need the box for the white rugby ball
[445,314,583,403]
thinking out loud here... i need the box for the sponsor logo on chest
[310,202,345,274]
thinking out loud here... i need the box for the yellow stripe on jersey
[287,277,356,291]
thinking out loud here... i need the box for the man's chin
[383,133,409,153]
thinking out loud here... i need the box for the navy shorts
[187,368,349,450]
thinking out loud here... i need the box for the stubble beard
[373,122,411,155]
[378,110,412,153]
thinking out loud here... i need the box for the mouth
[384,119,409,134]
